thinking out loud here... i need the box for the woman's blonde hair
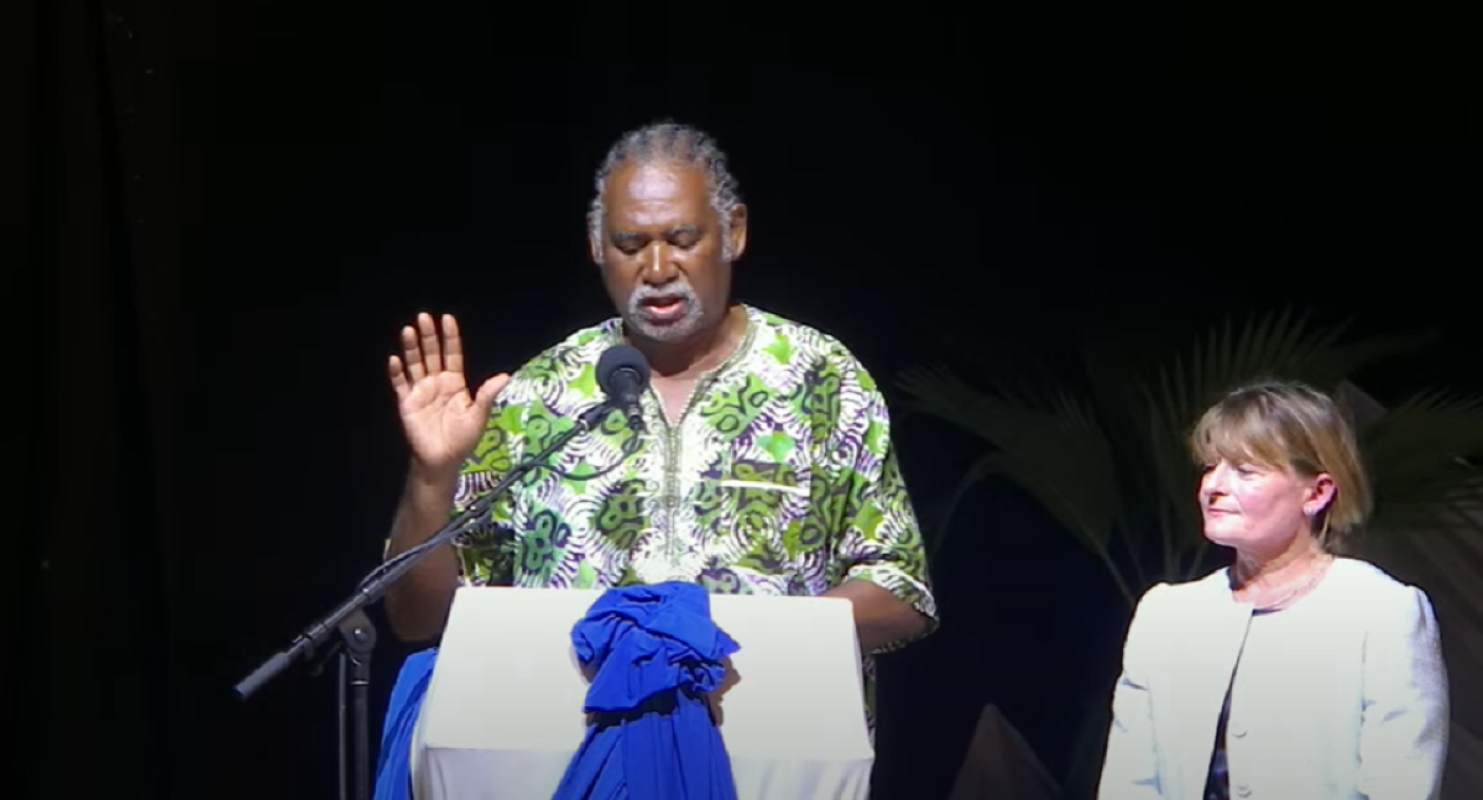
[1189,379,1372,551]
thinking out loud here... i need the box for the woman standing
[1098,380,1449,800]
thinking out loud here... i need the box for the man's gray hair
[586,121,743,262]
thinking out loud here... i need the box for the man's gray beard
[625,282,706,342]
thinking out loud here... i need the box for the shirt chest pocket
[702,460,810,544]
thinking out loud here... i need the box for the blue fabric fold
[373,646,438,800]
[551,582,741,800]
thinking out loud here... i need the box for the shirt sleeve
[823,354,938,652]
[448,395,530,587]
[1357,584,1449,800]
[1096,583,1166,800]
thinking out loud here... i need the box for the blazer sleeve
[1097,583,1168,800]
[1357,584,1450,800]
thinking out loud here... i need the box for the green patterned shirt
[449,305,937,723]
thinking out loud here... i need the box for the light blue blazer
[1097,557,1449,800]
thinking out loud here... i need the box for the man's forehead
[607,160,708,204]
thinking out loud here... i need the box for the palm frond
[898,364,1130,594]
[917,451,1001,563]
[1363,391,1483,536]
[1301,329,1440,387]
[1138,388,1206,578]
[913,329,1074,410]
[898,306,1465,598]
[896,363,1065,445]
[1127,310,1440,576]
[896,309,1476,795]
[1128,310,1335,575]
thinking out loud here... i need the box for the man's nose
[641,242,679,284]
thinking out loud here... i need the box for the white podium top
[412,586,875,800]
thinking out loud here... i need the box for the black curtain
[19,3,1482,799]
[23,0,184,795]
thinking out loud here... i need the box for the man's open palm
[388,313,508,473]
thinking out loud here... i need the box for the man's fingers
[400,325,426,382]
[442,314,465,375]
[417,312,443,374]
[473,373,510,411]
[389,355,412,400]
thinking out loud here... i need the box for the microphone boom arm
[232,399,621,800]
[234,399,616,700]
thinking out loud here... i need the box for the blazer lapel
[1159,573,1254,800]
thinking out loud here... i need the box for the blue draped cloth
[370,582,739,800]
[551,582,741,800]
[373,646,439,800]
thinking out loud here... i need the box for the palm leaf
[1302,328,1440,387]
[1079,335,1169,569]
[1351,482,1483,671]
[898,309,1476,797]
[898,307,1462,600]
[898,365,1130,599]
[1130,310,1439,578]
[1362,391,1483,536]
[1130,310,1339,577]
[916,451,1000,563]
[917,328,1078,410]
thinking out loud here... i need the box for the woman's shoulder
[1127,557,1437,642]
[1132,567,1233,615]
[1142,558,1429,600]
[1326,559,1445,660]
[1326,556,1435,611]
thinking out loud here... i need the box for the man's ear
[728,204,748,261]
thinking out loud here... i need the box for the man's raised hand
[388,312,508,475]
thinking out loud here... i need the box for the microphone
[596,344,650,433]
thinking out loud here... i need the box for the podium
[408,586,875,800]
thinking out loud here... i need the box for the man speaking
[381,121,937,744]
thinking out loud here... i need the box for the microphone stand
[233,400,621,800]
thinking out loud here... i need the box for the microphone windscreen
[597,345,651,394]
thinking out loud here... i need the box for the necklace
[1238,554,1335,611]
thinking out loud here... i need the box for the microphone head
[597,344,651,393]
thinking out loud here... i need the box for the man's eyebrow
[610,225,700,244]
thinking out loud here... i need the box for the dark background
[18,1,1482,798]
